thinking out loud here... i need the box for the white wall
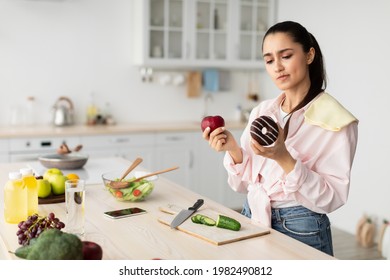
[1,0,389,235]
[0,0,260,126]
[276,0,390,234]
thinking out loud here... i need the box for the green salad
[106,178,154,201]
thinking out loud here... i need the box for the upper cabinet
[132,0,276,69]
[192,0,231,66]
[234,0,276,67]
[132,0,188,68]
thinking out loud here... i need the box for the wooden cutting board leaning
[186,71,202,98]
[158,204,270,245]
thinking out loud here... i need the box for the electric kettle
[52,96,74,126]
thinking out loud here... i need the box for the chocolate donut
[250,116,279,146]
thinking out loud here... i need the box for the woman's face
[262,32,313,93]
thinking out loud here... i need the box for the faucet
[203,93,214,118]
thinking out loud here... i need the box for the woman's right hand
[203,127,227,152]
[202,127,243,163]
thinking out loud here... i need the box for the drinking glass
[65,179,85,237]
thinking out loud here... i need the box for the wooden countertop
[0,157,334,260]
[0,121,247,138]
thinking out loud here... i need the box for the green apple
[37,179,51,198]
[43,168,63,180]
[51,175,68,195]
[43,168,67,195]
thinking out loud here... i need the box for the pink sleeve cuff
[223,149,249,176]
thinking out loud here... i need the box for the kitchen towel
[304,92,358,131]
[202,69,219,92]
[202,69,231,92]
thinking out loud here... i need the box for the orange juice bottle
[20,168,38,216]
[4,172,27,224]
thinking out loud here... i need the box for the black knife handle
[188,199,204,211]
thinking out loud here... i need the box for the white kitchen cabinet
[191,0,233,65]
[121,147,155,172]
[82,131,200,190]
[132,0,276,69]
[0,139,9,163]
[153,132,200,190]
[8,136,80,162]
[80,133,155,170]
[221,129,247,209]
[132,0,188,68]
[232,0,276,67]
[198,128,246,209]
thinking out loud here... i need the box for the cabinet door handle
[111,138,130,144]
[40,141,52,147]
[165,136,184,142]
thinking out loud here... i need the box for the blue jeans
[241,200,334,256]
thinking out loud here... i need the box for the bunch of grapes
[16,212,65,246]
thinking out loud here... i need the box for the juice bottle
[86,92,98,125]
[4,172,27,224]
[20,168,38,216]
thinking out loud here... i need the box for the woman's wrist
[277,154,296,174]
[228,146,243,164]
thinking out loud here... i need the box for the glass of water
[65,179,85,237]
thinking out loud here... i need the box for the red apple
[82,241,103,260]
[201,115,225,133]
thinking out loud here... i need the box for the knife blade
[170,199,204,229]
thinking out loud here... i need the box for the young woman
[202,21,358,256]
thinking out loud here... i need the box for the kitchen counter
[0,157,334,260]
[0,121,247,138]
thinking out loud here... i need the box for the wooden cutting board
[158,204,270,246]
[186,71,201,98]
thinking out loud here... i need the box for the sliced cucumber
[191,215,202,224]
[216,215,241,231]
[199,215,216,226]
[191,214,216,226]
[191,214,240,230]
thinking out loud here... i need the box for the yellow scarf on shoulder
[304,93,358,131]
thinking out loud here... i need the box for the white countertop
[0,121,246,138]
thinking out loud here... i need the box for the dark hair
[262,21,327,139]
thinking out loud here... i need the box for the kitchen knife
[170,199,204,229]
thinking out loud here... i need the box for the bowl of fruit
[102,170,157,201]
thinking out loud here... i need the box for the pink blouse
[223,92,358,227]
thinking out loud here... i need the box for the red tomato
[133,189,142,197]
[115,190,123,198]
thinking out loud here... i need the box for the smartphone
[104,207,147,219]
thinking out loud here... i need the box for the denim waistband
[271,205,322,221]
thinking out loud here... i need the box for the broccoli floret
[15,228,83,260]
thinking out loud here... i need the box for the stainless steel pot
[53,96,74,126]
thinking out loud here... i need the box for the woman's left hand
[250,124,296,173]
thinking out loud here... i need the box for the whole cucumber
[216,215,241,231]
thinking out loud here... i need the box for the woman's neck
[282,83,310,113]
